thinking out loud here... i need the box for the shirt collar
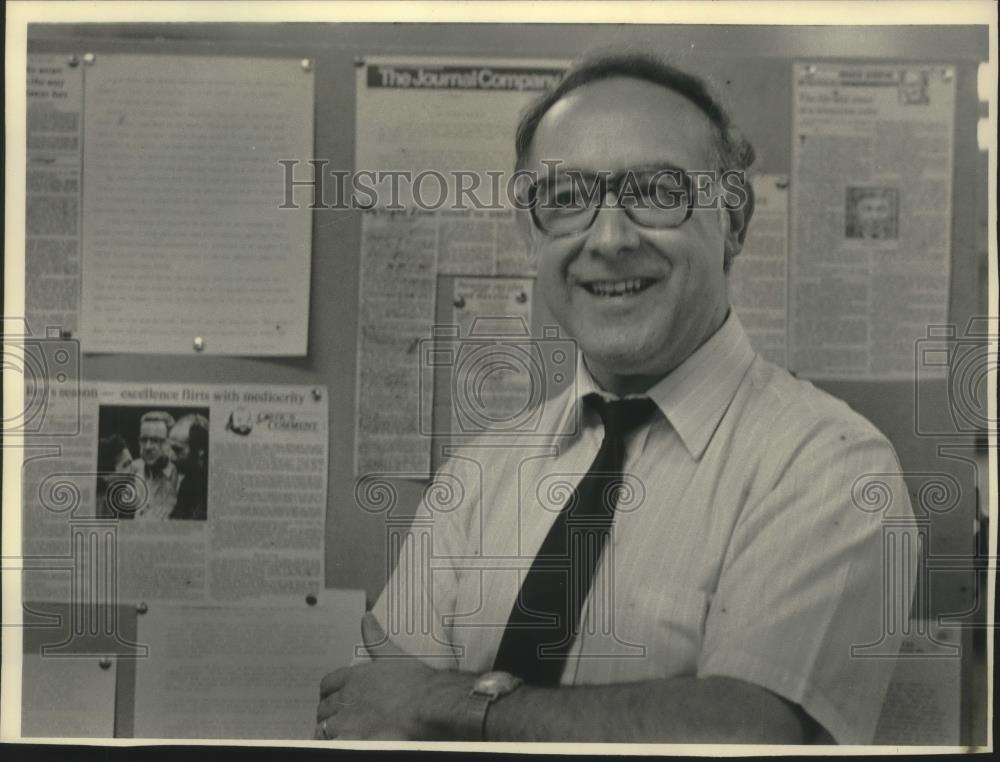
[558,311,756,460]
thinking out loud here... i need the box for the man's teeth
[585,278,652,296]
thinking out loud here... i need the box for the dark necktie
[492,393,657,684]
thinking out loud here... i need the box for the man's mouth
[580,278,657,297]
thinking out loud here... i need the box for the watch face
[475,670,521,698]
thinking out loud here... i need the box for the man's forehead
[141,421,167,434]
[526,76,716,171]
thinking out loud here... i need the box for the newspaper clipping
[26,53,83,336]
[728,174,790,367]
[353,57,565,476]
[447,276,535,434]
[790,63,955,379]
[22,382,329,604]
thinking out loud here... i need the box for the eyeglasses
[527,167,694,237]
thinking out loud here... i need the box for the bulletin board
[23,21,990,742]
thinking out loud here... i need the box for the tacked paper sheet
[79,55,314,355]
[26,53,84,337]
[21,653,117,738]
[353,57,565,476]
[729,174,789,367]
[132,590,365,739]
[22,382,328,604]
[789,63,954,379]
[448,277,535,434]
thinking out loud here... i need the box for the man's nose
[583,195,640,258]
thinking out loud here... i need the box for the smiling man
[318,52,915,745]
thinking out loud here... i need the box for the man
[130,410,179,520]
[96,434,137,519]
[318,53,916,744]
[849,189,896,240]
[167,414,209,521]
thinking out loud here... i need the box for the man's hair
[97,434,129,473]
[515,51,756,175]
[173,414,209,457]
[139,410,175,432]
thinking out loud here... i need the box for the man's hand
[314,612,465,741]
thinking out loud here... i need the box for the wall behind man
[27,22,989,617]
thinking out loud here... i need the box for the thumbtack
[83,52,96,65]
[453,297,466,309]
[515,291,528,304]
[306,594,318,606]
[67,55,80,68]
[99,657,112,670]
[301,59,312,72]
[136,601,148,615]
[193,336,204,352]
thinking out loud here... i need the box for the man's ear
[723,177,755,263]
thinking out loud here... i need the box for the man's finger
[319,666,350,699]
[317,693,353,722]
[361,611,407,658]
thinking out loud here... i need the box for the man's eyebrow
[552,162,689,177]
[623,162,688,175]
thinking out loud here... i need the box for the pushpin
[136,601,148,615]
[67,55,80,68]
[83,52,96,65]
[515,291,528,304]
[193,336,204,352]
[306,594,318,606]
[453,296,466,309]
[99,657,112,670]
[301,59,312,72]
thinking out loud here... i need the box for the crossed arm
[315,612,822,743]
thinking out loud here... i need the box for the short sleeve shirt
[370,312,917,743]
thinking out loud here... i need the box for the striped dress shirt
[371,311,917,743]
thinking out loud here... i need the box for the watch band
[459,671,523,741]
[461,691,493,741]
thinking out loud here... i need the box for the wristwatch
[461,670,523,741]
